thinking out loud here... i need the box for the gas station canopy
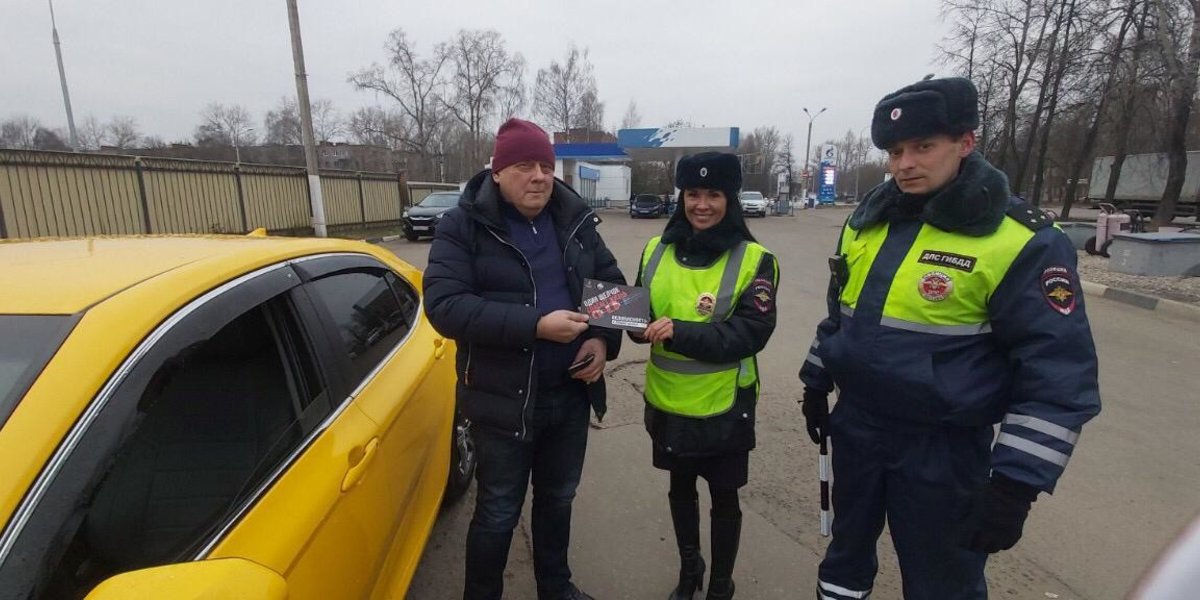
[616,127,740,162]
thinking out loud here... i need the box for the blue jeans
[464,381,591,600]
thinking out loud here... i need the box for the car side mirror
[85,558,288,599]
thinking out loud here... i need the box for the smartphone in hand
[567,353,595,375]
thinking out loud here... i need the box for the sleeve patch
[1041,266,1077,315]
[751,278,775,313]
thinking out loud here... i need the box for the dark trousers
[464,382,590,600]
[817,402,993,600]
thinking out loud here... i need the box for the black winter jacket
[423,170,625,439]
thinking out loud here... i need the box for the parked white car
[738,191,768,217]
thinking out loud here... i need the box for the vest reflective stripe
[651,353,739,375]
[878,315,992,336]
[640,236,768,417]
[837,217,1034,329]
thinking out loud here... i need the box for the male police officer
[798,77,1101,599]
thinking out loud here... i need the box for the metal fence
[0,149,411,239]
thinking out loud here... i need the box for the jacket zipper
[486,226,537,439]
[464,343,472,386]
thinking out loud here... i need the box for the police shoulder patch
[1041,265,1077,315]
[751,278,775,313]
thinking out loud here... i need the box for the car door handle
[341,437,380,492]
[434,337,446,359]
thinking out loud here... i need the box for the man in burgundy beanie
[424,117,625,600]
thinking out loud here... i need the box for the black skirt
[652,446,749,489]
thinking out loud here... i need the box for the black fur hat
[871,77,979,150]
[675,152,742,198]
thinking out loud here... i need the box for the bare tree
[0,116,43,149]
[441,29,523,167]
[620,100,642,130]
[194,102,255,147]
[263,97,302,145]
[78,115,109,150]
[494,54,527,122]
[1153,0,1200,225]
[577,89,605,134]
[347,106,406,148]
[349,29,449,175]
[311,99,344,143]
[108,116,140,149]
[533,46,600,134]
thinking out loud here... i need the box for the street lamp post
[48,0,79,150]
[802,107,826,204]
[233,127,255,164]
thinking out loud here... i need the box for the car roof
[0,235,384,315]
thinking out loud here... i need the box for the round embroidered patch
[918,271,953,302]
[890,107,902,121]
[695,292,716,316]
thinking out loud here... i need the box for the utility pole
[286,0,328,237]
[48,0,78,150]
[802,107,826,203]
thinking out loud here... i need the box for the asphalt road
[382,206,1200,600]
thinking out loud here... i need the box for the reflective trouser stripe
[806,352,824,368]
[840,304,854,317]
[1003,413,1080,445]
[818,580,871,598]
[650,353,738,375]
[996,432,1070,466]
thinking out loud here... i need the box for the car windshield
[635,196,660,205]
[418,193,460,208]
[740,192,764,201]
[0,315,77,428]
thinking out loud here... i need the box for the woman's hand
[642,317,674,344]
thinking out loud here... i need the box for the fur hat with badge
[870,76,979,150]
[662,151,756,254]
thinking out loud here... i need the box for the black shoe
[669,546,705,599]
[561,584,595,600]
[705,578,734,600]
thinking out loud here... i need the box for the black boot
[668,492,705,599]
[706,509,742,600]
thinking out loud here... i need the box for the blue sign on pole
[817,163,837,204]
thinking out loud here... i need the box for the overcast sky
[3,0,951,153]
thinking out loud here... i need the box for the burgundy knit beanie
[491,118,555,174]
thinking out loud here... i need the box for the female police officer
[632,152,779,600]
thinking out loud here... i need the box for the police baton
[819,430,830,537]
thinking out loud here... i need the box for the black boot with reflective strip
[668,492,705,599]
[706,510,742,600]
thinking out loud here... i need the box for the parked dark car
[629,194,666,219]
[403,191,461,241]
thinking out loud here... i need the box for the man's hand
[570,337,607,384]
[801,388,829,444]
[642,316,674,344]
[536,310,589,343]
[963,475,1039,553]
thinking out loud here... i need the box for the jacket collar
[459,169,593,233]
[849,152,1011,236]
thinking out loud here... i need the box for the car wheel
[444,410,476,504]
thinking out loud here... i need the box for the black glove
[963,474,1039,553]
[800,388,829,444]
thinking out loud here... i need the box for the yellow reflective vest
[640,236,770,417]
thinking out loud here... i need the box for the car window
[304,269,418,384]
[418,192,459,208]
[739,192,764,201]
[0,281,327,598]
[0,315,78,429]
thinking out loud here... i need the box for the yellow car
[0,235,473,599]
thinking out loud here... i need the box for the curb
[1080,280,1200,323]
[364,234,402,244]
